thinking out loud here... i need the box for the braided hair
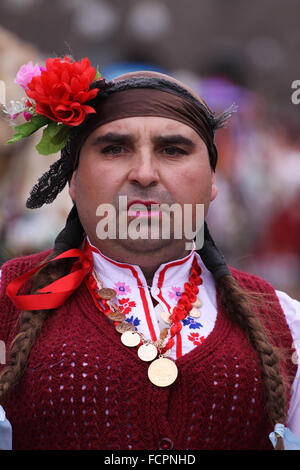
[0,75,288,449]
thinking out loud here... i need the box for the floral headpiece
[3,56,102,155]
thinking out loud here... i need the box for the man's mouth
[127,200,162,217]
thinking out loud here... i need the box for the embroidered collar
[87,237,198,289]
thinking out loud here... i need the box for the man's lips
[127,200,162,217]
[127,200,160,210]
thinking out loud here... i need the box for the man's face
[69,116,217,256]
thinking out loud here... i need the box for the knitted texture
[0,252,296,450]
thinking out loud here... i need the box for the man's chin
[116,237,180,254]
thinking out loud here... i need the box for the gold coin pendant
[116,321,135,334]
[137,343,158,362]
[98,288,117,299]
[189,307,201,318]
[192,297,203,308]
[148,357,178,387]
[107,311,126,322]
[121,331,141,347]
[160,310,171,324]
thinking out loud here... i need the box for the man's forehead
[87,116,201,140]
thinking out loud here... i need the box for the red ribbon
[6,248,93,311]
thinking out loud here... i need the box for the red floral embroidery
[187,332,205,346]
[118,297,136,315]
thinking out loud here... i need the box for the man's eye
[102,145,125,155]
[162,147,187,156]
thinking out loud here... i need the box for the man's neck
[88,238,191,285]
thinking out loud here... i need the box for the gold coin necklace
[86,258,203,387]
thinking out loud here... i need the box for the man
[0,57,299,450]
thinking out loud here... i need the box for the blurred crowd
[0,28,72,263]
[178,72,300,299]
[0,28,299,299]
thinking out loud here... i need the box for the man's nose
[127,149,160,187]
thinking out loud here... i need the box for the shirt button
[151,286,160,296]
[159,437,174,450]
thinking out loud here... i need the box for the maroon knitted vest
[0,251,296,450]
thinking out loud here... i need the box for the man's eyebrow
[92,133,137,145]
[91,132,196,148]
[153,135,196,148]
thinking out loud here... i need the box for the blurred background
[0,0,299,299]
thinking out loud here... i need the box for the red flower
[118,298,136,315]
[187,332,205,346]
[26,56,99,126]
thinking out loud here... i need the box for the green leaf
[35,124,71,155]
[94,66,102,81]
[46,121,64,138]
[51,125,71,145]
[6,115,50,144]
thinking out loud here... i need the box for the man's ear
[210,171,218,202]
[69,170,77,202]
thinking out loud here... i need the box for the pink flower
[168,286,182,300]
[114,281,131,295]
[23,111,32,121]
[14,61,42,90]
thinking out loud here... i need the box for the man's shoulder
[228,265,276,294]
[0,250,53,345]
[0,249,53,285]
